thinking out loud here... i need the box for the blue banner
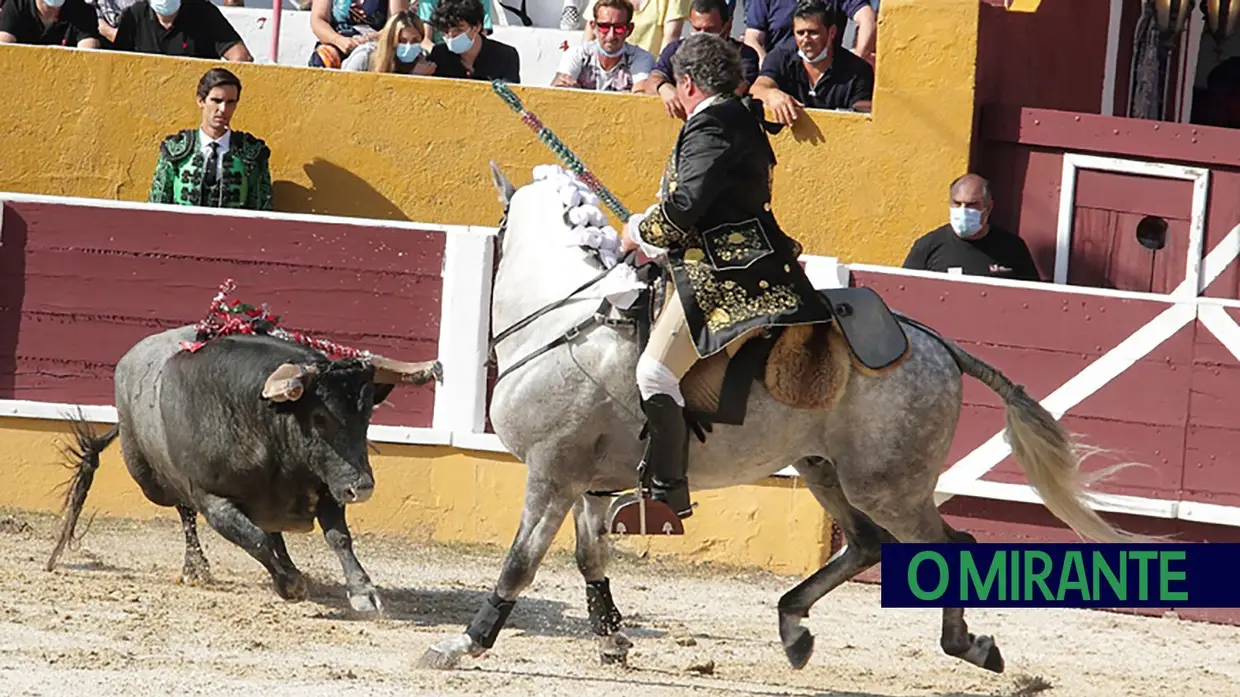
[879,543,1240,608]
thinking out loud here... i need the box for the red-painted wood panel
[974,0,1109,114]
[1074,170,1194,220]
[6,202,443,275]
[0,203,445,429]
[1200,167,1240,300]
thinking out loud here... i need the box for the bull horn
[370,357,443,386]
[262,363,319,402]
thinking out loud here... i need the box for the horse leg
[572,493,630,664]
[778,456,896,669]
[417,471,578,670]
[863,498,1004,674]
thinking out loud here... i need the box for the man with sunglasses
[552,0,654,93]
[607,32,832,536]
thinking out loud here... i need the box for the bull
[44,324,442,614]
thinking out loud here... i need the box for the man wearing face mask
[748,0,872,126]
[111,0,253,61]
[644,0,759,119]
[0,0,102,48]
[902,173,1041,282]
[426,0,519,83]
[552,0,654,93]
[607,32,834,536]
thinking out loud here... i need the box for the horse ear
[262,363,321,402]
[490,160,516,205]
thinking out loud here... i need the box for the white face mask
[950,206,985,239]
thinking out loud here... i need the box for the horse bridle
[485,208,643,385]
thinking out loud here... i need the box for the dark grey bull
[45,325,441,613]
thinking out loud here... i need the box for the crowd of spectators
[1,0,874,121]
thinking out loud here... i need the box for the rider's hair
[593,0,635,24]
[792,0,839,27]
[431,0,485,30]
[689,0,730,24]
[670,32,742,98]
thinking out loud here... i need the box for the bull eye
[312,410,332,433]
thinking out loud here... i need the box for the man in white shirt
[552,0,654,93]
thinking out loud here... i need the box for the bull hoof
[783,625,815,670]
[598,631,632,666]
[980,637,1004,673]
[349,587,384,615]
[416,634,481,670]
[180,563,213,587]
[276,573,309,602]
[955,634,1004,674]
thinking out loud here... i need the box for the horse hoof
[349,587,383,615]
[598,631,632,666]
[783,626,815,670]
[416,634,479,670]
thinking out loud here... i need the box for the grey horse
[417,163,1144,673]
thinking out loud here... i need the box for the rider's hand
[766,91,804,126]
[621,215,643,253]
[657,82,687,121]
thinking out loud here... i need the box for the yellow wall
[1,417,831,575]
[0,0,980,576]
[0,0,977,267]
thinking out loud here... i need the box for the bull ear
[371,357,443,386]
[262,363,320,402]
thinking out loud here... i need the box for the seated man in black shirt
[748,0,873,126]
[112,0,252,61]
[0,0,101,48]
[428,0,519,83]
[903,173,1041,282]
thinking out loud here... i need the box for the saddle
[635,271,913,434]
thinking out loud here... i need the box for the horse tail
[45,413,119,572]
[897,315,1154,544]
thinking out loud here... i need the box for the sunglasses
[595,22,630,34]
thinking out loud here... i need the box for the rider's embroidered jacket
[636,94,831,358]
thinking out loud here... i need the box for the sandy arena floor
[0,507,1235,697]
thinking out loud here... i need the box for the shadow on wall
[273,159,408,221]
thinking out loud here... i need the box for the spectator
[0,0,102,48]
[88,0,137,46]
[342,9,436,74]
[417,0,492,51]
[744,0,874,67]
[902,174,1040,282]
[582,0,687,57]
[748,0,873,125]
[148,68,273,212]
[112,0,253,61]
[644,0,758,119]
[309,0,408,69]
[427,0,519,82]
[553,0,653,93]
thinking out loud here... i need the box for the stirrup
[606,490,687,536]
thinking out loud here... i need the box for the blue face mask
[43,0,66,7]
[149,0,181,15]
[445,30,475,54]
[396,42,422,63]
[950,206,985,239]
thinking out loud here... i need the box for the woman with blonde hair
[341,10,437,75]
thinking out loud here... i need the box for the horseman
[608,31,833,535]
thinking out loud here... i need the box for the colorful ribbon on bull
[179,278,375,361]
[490,79,632,221]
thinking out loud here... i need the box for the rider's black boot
[606,393,694,535]
[640,393,693,518]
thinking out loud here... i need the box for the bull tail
[898,315,1159,544]
[45,412,119,572]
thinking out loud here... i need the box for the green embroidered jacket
[148,129,274,211]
